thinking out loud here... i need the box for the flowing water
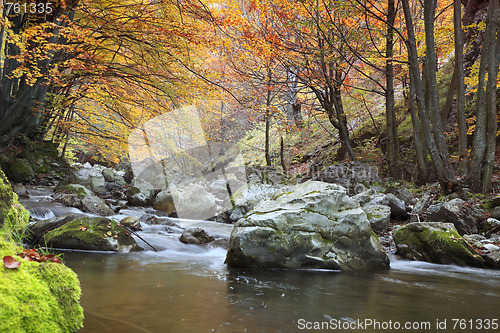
[21,187,500,333]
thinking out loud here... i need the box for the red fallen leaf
[19,249,42,262]
[3,256,21,269]
[44,255,62,264]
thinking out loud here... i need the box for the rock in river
[393,222,484,267]
[225,181,389,271]
[31,214,143,253]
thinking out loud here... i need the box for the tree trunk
[385,0,401,178]
[265,69,272,167]
[280,136,287,175]
[332,81,357,161]
[403,0,459,194]
[408,70,429,184]
[470,0,500,192]
[454,0,468,175]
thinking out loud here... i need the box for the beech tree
[469,0,500,192]
[0,0,79,147]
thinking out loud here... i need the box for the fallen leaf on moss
[20,249,41,262]
[3,256,21,269]
[44,254,62,264]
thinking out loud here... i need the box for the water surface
[64,250,500,333]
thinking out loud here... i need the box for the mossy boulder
[393,222,484,267]
[7,158,35,183]
[0,169,30,235]
[226,181,389,271]
[43,216,143,252]
[0,237,84,333]
[0,166,83,332]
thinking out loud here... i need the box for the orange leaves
[3,256,21,269]
[2,249,62,270]
[19,249,63,264]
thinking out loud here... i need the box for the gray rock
[225,181,389,271]
[153,190,175,215]
[102,168,126,186]
[484,252,500,269]
[229,206,246,223]
[73,167,106,196]
[426,198,487,235]
[179,228,215,245]
[352,189,389,207]
[491,206,500,220]
[409,194,432,222]
[127,179,155,206]
[172,185,216,220]
[362,204,391,232]
[386,193,408,220]
[81,195,115,216]
[393,222,484,267]
[55,184,114,216]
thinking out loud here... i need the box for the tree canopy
[1,0,499,192]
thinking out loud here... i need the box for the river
[21,187,500,333]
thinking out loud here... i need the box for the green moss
[0,238,83,333]
[0,166,83,332]
[7,159,35,183]
[44,217,140,251]
[394,223,484,267]
[61,184,90,199]
[0,169,30,239]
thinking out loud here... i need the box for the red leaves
[3,256,21,269]
[18,249,62,264]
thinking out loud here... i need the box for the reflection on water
[64,250,500,333]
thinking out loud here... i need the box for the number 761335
[4,2,53,15]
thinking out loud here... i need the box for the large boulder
[127,179,155,206]
[425,198,487,234]
[7,158,35,183]
[225,181,389,271]
[41,215,143,252]
[393,222,484,267]
[172,184,216,220]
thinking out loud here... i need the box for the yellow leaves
[467,116,476,136]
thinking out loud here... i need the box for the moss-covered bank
[0,168,83,332]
